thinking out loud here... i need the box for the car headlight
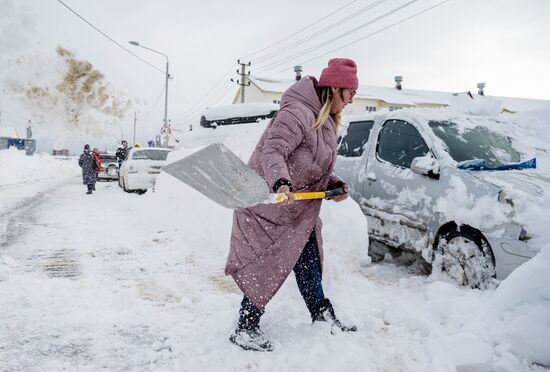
[498,190,514,206]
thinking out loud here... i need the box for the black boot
[229,297,273,352]
[313,298,357,333]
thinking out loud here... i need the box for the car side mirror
[411,156,440,180]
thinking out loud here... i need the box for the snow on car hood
[469,169,548,199]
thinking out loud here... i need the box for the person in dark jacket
[78,144,98,194]
[116,140,130,168]
[227,58,358,352]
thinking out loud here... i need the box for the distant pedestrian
[92,147,101,190]
[116,140,130,168]
[78,144,98,194]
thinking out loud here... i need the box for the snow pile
[1,0,133,150]
[488,244,550,367]
[0,147,78,187]
[449,92,503,116]
[3,46,132,137]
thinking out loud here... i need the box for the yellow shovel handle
[273,191,326,203]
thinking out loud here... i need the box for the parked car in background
[98,153,118,181]
[200,103,279,128]
[335,108,542,288]
[118,148,172,194]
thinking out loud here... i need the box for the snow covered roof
[201,102,279,120]
[248,76,550,112]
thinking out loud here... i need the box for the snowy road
[1,174,546,371]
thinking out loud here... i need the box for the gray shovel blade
[161,143,271,209]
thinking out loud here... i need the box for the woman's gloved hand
[330,184,349,202]
[276,185,296,205]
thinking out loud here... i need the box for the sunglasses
[345,88,357,98]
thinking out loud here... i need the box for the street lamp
[129,41,170,128]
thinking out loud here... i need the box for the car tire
[433,227,496,289]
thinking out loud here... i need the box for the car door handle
[366,172,377,181]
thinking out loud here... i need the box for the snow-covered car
[97,153,118,181]
[118,148,172,194]
[200,103,278,128]
[334,108,543,288]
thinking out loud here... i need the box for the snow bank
[0,147,78,187]
[489,244,550,366]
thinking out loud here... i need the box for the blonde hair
[314,87,341,131]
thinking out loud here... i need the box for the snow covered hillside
[1,111,549,371]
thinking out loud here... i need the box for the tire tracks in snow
[0,180,81,279]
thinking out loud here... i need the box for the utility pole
[132,110,137,145]
[231,59,251,103]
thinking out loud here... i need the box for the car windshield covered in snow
[428,121,521,167]
[131,149,170,161]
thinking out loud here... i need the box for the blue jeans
[238,231,325,330]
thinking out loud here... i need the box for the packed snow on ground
[0,114,549,371]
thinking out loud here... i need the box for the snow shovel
[161,143,345,209]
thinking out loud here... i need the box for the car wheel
[433,228,496,289]
[136,189,147,195]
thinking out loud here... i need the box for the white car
[335,108,544,288]
[118,147,172,194]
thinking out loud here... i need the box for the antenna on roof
[477,82,486,96]
[395,76,403,90]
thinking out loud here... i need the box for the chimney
[294,65,302,81]
[477,82,485,96]
[395,76,403,90]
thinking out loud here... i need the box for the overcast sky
[1,0,549,144]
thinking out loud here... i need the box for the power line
[172,83,237,128]
[170,65,237,124]
[255,0,421,74]
[253,0,388,64]
[271,0,454,76]
[243,0,359,59]
[173,81,236,126]
[56,0,166,75]
[143,84,166,120]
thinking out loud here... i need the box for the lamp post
[129,41,170,128]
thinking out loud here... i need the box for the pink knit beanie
[318,58,358,90]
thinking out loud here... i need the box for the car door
[363,118,439,251]
[334,120,375,199]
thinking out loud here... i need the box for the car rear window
[132,150,170,161]
[337,120,374,157]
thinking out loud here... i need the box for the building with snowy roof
[233,75,549,115]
